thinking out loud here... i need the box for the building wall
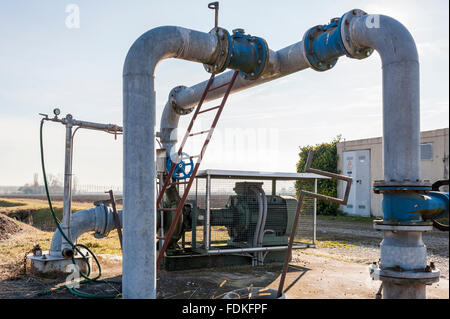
[337,128,449,217]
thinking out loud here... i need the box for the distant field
[0,194,116,203]
[0,197,119,231]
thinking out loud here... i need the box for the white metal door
[342,150,371,216]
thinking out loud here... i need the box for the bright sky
[0,0,448,187]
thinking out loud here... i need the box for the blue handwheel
[167,152,194,180]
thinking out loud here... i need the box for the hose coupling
[62,247,74,258]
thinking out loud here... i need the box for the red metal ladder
[156,70,239,268]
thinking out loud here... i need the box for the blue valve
[166,152,194,180]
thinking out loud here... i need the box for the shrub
[295,135,342,216]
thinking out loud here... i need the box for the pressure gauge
[53,108,61,117]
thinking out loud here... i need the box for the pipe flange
[169,85,194,115]
[94,205,110,238]
[340,9,374,59]
[373,222,433,231]
[240,36,269,80]
[373,179,432,194]
[203,27,232,75]
[370,264,440,284]
[302,24,340,72]
[226,28,269,80]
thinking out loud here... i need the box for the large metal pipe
[346,14,435,298]
[128,8,433,299]
[158,10,433,299]
[50,206,123,256]
[61,121,74,256]
[123,26,222,299]
[348,14,420,182]
[172,44,308,110]
[159,43,309,150]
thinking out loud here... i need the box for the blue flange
[302,10,374,71]
[228,29,269,80]
[303,18,347,71]
[203,27,269,80]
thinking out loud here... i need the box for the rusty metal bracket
[277,150,352,297]
[106,190,123,252]
[208,2,219,28]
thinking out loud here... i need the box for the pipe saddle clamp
[303,9,374,71]
[203,27,269,80]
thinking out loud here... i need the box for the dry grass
[0,197,92,214]
[0,196,123,281]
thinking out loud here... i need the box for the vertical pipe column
[346,12,439,298]
[123,69,157,298]
[61,118,73,255]
[205,174,211,251]
[313,178,317,245]
[123,26,220,298]
[348,14,420,182]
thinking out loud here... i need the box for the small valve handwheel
[167,152,194,180]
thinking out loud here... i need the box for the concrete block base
[28,250,92,278]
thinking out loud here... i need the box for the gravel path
[314,218,449,279]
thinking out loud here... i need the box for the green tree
[295,135,342,216]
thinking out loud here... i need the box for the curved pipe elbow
[123,26,219,77]
[160,102,180,155]
[347,14,418,66]
[50,205,123,257]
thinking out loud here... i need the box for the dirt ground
[0,214,22,241]
[315,218,449,280]
[0,199,448,299]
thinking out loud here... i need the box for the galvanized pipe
[131,9,426,299]
[206,245,308,255]
[345,14,437,299]
[61,121,73,256]
[170,43,308,111]
[347,14,420,182]
[159,43,308,150]
[50,206,123,257]
[123,26,222,299]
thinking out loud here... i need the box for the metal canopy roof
[196,169,329,180]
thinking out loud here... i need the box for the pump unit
[156,168,325,270]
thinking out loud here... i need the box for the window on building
[420,143,433,161]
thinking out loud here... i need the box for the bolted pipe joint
[203,27,269,80]
[373,181,449,225]
[169,85,193,115]
[302,9,373,71]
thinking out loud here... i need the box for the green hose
[39,119,121,298]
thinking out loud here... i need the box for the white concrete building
[337,128,449,217]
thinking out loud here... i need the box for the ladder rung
[189,129,211,137]
[208,81,231,92]
[169,181,189,186]
[175,154,199,161]
[157,208,177,211]
[198,105,221,114]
